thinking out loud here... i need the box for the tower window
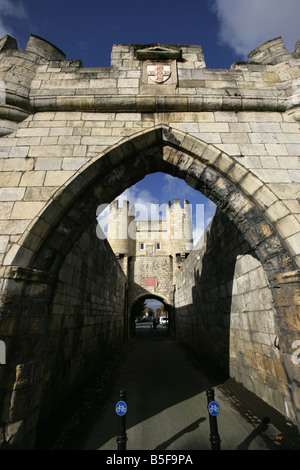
[156,242,161,250]
[140,243,145,250]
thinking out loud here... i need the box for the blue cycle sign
[115,401,127,416]
[208,401,220,416]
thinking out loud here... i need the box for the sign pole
[116,389,127,450]
[206,388,221,450]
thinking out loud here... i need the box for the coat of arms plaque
[147,64,171,84]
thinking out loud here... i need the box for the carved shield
[146,245,154,256]
[147,64,171,83]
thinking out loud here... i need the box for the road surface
[36,322,300,450]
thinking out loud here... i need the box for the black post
[117,389,127,450]
[206,389,221,450]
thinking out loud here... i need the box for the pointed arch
[6,124,298,275]
[1,124,299,439]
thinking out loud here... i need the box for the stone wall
[0,35,299,269]
[0,223,126,448]
[128,255,173,308]
[0,34,299,446]
[174,208,294,422]
[37,223,126,422]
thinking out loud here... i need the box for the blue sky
[2,0,299,69]
[1,0,300,249]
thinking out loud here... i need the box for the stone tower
[107,198,193,304]
[107,199,136,274]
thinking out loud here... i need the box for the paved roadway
[36,321,300,451]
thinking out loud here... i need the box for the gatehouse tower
[107,198,193,304]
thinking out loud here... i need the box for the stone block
[286,143,300,156]
[213,152,234,174]
[20,171,46,186]
[35,158,62,170]
[0,219,29,235]
[253,186,280,211]
[0,158,33,171]
[237,112,282,122]
[250,122,281,133]
[62,157,89,170]
[196,132,221,143]
[221,132,250,144]
[275,214,300,238]
[229,122,251,132]
[198,122,229,133]
[266,143,288,155]
[24,186,56,203]
[239,172,263,196]
[262,72,280,82]
[250,133,278,144]
[117,78,139,88]
[197,144,220,164]
[260,156,280,169]
[0,235,9,252]
[0,187,25,201]
[9,147,30,158]
[44,170,74,186]
[29,145,74,158]
[16,128,49,137]
[11,201,45,220]
[0,172,22,186]
[285,232,300,257]
[49,127,73,136]
[227,163,249,183]
[252,168,291,183]
[56,96,95,110]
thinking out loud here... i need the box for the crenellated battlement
[248,36,299,65]
[107,198,193,275]
[0,34,67,135]
[0,34,299,136]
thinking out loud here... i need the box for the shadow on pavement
[155,417,207,450]
[35,322,300,451]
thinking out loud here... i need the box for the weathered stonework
[0,33,299,448]
[107,198,193,310]
[175,208,297,422]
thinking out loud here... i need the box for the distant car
[160,317,168,325]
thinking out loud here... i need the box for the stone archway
[7,124,299,272]
[130,293,173,335]
[1,125,299,447]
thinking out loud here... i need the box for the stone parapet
[0,35,299,136]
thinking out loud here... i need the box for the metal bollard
[206,388,221,450]
[116,389,128,450]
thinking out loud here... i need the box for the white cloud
[96,185,161,238]
[162,173,195,202]
[211,0,300,57]
[116,186,160,220]
[0,0,27,38]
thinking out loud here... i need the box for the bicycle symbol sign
[115,401,127,416]
[208,401,220,416]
